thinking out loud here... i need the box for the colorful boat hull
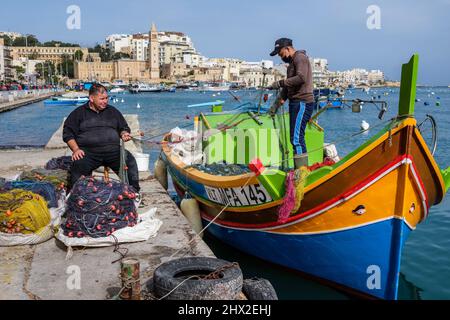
[203,216,412,300]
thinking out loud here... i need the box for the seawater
[0,87,449,299]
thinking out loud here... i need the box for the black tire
[153,257,243,300]
[243,278,278,300]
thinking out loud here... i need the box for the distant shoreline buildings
[1,25,388,87]
[309,58,385,87]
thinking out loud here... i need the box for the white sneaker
[134,193,142,208]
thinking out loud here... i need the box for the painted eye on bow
[352,205,366,215]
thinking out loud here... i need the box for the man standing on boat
[63,84,141,192]
[268,38,315,169]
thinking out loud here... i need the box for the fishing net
[2,181,60,208]
[191,163,251,176]
[278,167,310,223]
[45,156,73,171]
[62,176,138,239]
[0,189,51,235]
[307,157,336,172]
[19,169,68,191]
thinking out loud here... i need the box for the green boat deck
[200,110,324,169]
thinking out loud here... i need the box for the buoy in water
[361,120,370,131]
[180,197,203,238]
[436,101,441,106]
[122,99,125,103]
[415,98,421,102]
[154,158,168,190]
[137,103,141,109]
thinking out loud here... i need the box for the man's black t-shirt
[63,103,131,153]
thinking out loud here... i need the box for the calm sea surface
[1,87,449,299]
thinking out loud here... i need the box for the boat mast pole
[257,70,267,115]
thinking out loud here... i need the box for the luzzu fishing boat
[159,55,450,299]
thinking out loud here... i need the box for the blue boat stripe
[293,102,306,154]
[205,217,409,299]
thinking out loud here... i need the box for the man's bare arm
[67,139,85,161]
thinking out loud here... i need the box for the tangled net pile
[62,176,139,239]
[45,156,73,171]
[0,189,51,235]
[20,169,68,191]
[2,181,59,208]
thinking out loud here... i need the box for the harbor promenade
[0,90,63,113]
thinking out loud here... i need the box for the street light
[24,34,32,48]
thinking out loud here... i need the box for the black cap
[270,38,293,56]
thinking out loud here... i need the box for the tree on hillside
[42,40,80,47]
[0,35,13,46]
[12,35,40,47]
[13,66,26,81]
[74,50,84,61]
[57,55,75,78]
[35,61,56,83]
[89,44,112,62]
[112,52,130,60]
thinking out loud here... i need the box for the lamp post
[24,34,32,48]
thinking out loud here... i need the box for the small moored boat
[44,95,88,106]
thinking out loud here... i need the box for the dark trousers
[289,101,315,155]
[70,149,141,192]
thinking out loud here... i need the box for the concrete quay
[0,116,221,300]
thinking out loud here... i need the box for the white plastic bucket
[133,152,150,172]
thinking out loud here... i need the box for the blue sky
[1,0,449,84]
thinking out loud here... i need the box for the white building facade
[105,34,132,53]
[158,31,196,65]
[0,38,13,81]
[131,34,149,61]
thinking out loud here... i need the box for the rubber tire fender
[243,278,278,300]
[153,257,243,300]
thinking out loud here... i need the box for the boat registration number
[204,184,272,207]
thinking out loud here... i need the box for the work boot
[294,154,309,170]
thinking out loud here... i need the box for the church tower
[148,23,160,81]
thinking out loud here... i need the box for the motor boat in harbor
[44,96,89,106]
[129,83,162,94]
[109,87,127,94]
[202,82,231,92]
[44,92,89,106]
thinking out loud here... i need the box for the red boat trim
[200,155,430,231]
